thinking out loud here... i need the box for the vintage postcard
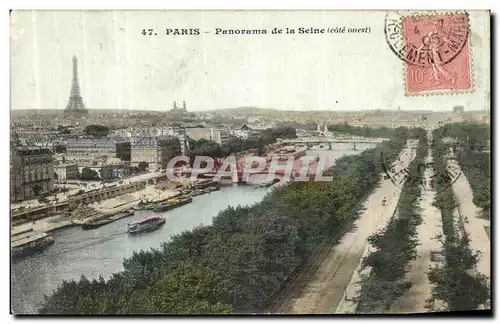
[10,10,491,315]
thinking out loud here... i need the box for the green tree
[32,184,43,197]
[159,138,182,168]
[80,167,99,181]
[188,139,224,159]
[120,263,232,314]
[427,236,490,311]
[138,161,149,172]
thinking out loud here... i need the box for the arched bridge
[278,137,387,146]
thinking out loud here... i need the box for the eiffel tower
[64,55,88,116]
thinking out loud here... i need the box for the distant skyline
[10,11,490,112]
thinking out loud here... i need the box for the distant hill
[199,106,277,114]
[10,107,487,120]
[205,106,441,115]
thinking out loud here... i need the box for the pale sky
[10,10,490,112]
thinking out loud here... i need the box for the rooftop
[13,146,53,156]
[55,163,78,168]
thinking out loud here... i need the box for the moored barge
[11,232,55,259]
[152,196,192,213]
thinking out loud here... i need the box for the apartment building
[10,146,55,202]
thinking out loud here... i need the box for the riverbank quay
[11,177,220,238]
[10,172,168,226]
[10,181,148,241]
[10,214,74,260]
[72,186,186,225]
[10,176,172,250]
[11,232,55,259]
[38,129,414,314]
[11,214,75,237]
[11,181,147,226]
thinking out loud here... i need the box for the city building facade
[10,146,55,202]
[185,127,229,145]
[65,136,130,161]
[130,136,163,170]
[54,163,79,181]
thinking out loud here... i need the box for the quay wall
[12,181,147,226]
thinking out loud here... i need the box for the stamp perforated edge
[399,10,475,97]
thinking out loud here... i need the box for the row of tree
[440,122,490,152]
[426,126,490,311]
[78,163,148,182]
[39,127,410,314]
[355,128,428,313]
[456,150,490,217]
[431,122,490,217]
[443,122,491,219]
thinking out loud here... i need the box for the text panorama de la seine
[141,27,371,36]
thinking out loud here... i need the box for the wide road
[280,141,415,314]
[448,159,491,281]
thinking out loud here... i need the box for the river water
[11,144,375,314]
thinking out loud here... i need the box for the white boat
[127,215,166,234]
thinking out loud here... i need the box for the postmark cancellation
[385,11,473,96]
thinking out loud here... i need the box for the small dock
[11,232,50,249]
[11,231,55,259]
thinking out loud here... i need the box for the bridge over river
[278,137,387,149]
[279,136,387,145]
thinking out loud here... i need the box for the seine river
[11,144,375,314]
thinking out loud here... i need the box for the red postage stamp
[402,13,471,95]
[384,12,472,96]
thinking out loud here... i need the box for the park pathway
[448,159,491,281]
[391,146,444,313]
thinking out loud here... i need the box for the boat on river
[81,218,115,230]
[187,186,221,198]
[11,232,55,259]
[127,215,165,234]
[134,202,157,210]
[152,196,192,212]
[81,210,135,230]
[207,186,221,193]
